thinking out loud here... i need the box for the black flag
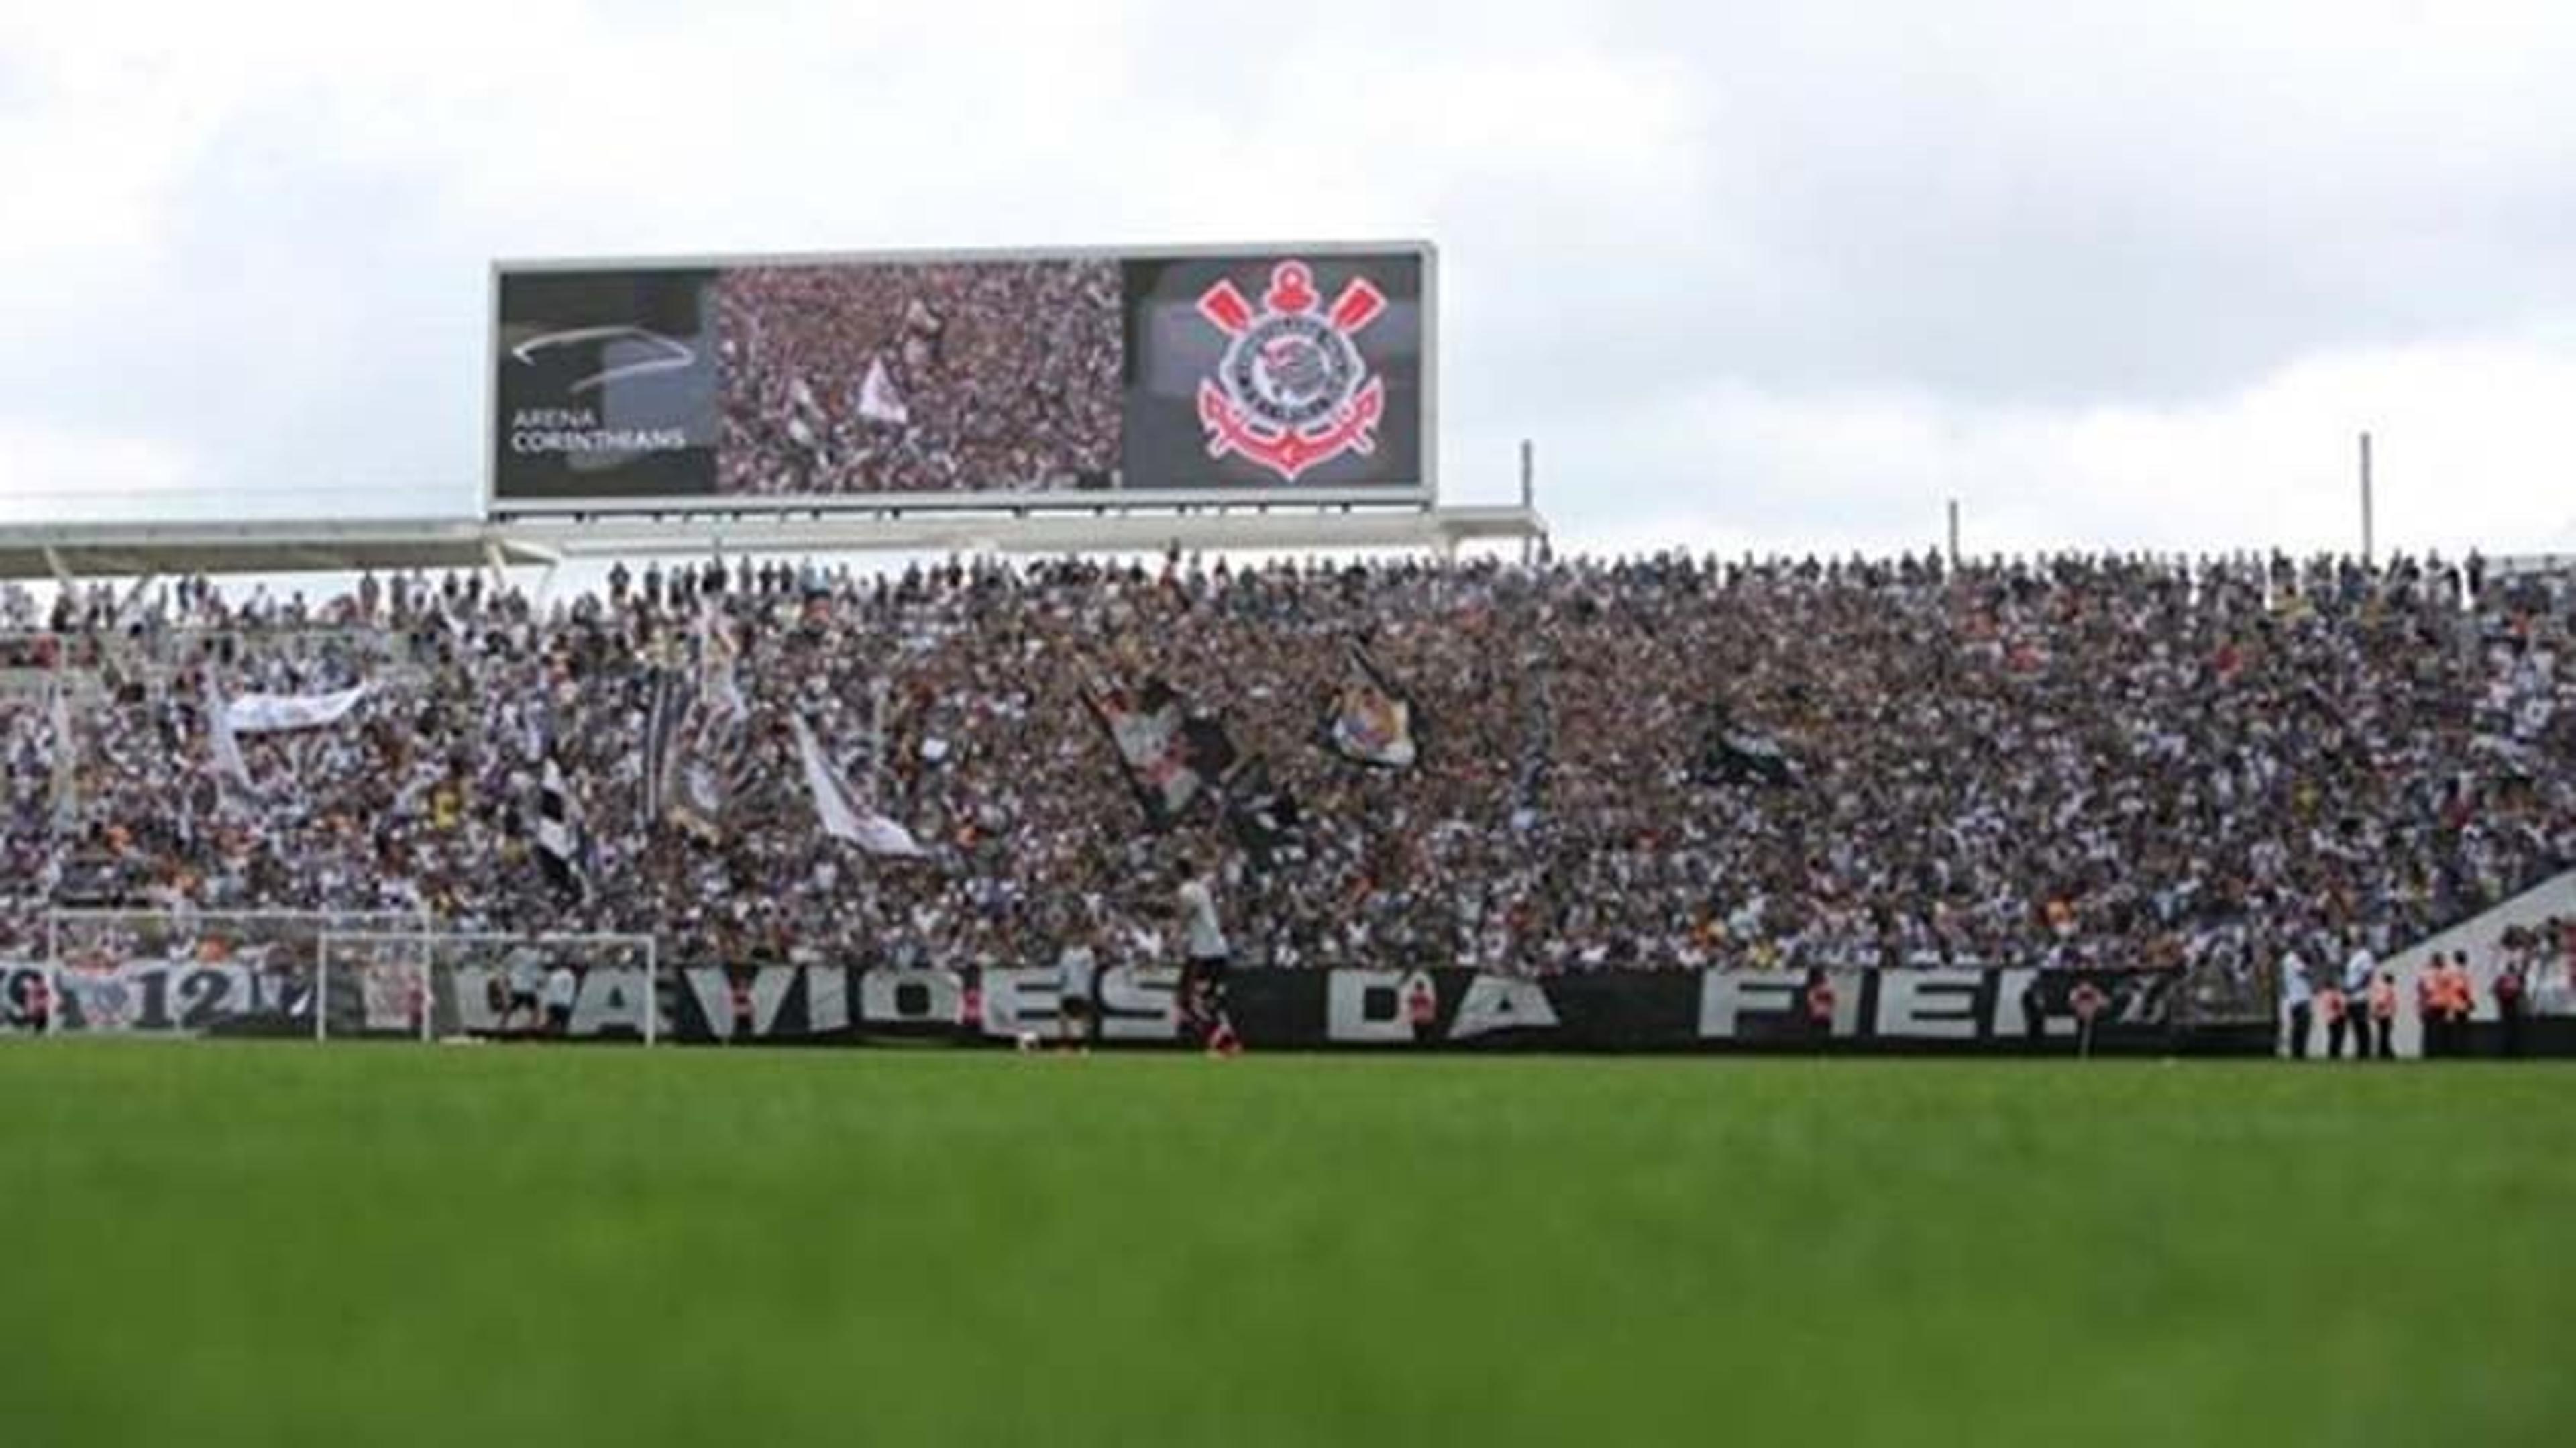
[1694,701,1799,788]
[1224,757,1303,863]
[1324,644,1419,769]
[1084,676,1238,831]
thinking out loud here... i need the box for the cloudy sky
[3,0,2572,560]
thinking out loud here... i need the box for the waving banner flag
[533,754,592,904]
[1083,675,1238,831]
[641,665,676,831]
[699,612,748,724]
[1224,757,1303,864]
[49,681,77,833]
[1325,644,1418,769]
[1693,700,1799,789]
[662,698,741,843]
[207,692,255,795]
[225,684,370,735]
[649,619,752,842]
[790,715,926,858]
[857,356,911,426]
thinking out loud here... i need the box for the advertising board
[490,244,1434,513]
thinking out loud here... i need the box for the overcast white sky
[2,0,2572,559]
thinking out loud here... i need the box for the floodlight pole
[868,676,890,805]
[1519,439,1536,568]
[863,676,890,990]
[1946,499,1962,571]
[2359,431,2375,564]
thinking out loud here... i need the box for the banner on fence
[1,960,2240,1053]
[655,965,2198,1053]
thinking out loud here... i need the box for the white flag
[48,682,76,832]
[699,613,747,723]
[857,356,910,426]
[208,692,255,794]
[226,683,370,735]
[791,715,926,858]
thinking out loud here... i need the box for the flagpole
[49,662,77,837]
[864,678,888,960]
[868,676,890,807]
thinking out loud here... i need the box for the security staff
[2435,953,2477,1057]
[2366,971,2398,1062]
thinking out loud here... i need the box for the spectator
[1803,967,1837,1044]
[2493,958,2528,1059]
[2281,949,2314,1059]
[2,547,2571,1013]
[713,262,1121,497]
[2320,977,2350,1061]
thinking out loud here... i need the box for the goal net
[315,932,661,1045]
[42,909,427,1038]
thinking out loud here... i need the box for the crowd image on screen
[4,550,2575,1019]
[712,261,1123,497]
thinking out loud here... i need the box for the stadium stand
[3,550,2571,1025]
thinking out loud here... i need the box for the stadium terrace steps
[2371,867,2576,1057]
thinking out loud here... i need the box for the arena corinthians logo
[505,325,696,458]
[1194,260,1387,482]
[511,325,696,396]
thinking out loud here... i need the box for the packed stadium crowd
[712,261,1124,495]
[3,548,2573,1017]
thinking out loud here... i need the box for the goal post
[42,908,428,1039]
[315,932,662,1045]
[311,933,433,1044]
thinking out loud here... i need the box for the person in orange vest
[2439,953,2477,1057]
[2365,970,2399,1061]
[2318,979,2351,1061]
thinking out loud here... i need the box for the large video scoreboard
[488,243,1434,514]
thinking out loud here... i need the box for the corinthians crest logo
[1195,260,1387,482]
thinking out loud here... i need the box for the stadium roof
[0,518,557,581]
[0,505,1544,580]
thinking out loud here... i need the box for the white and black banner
[2,960,2280,1053]
[1,960,294,1034]
[657,964,2240,1054]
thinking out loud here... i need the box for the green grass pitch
[3,1043,2569,1446]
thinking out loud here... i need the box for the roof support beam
[0,507,1545,582]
